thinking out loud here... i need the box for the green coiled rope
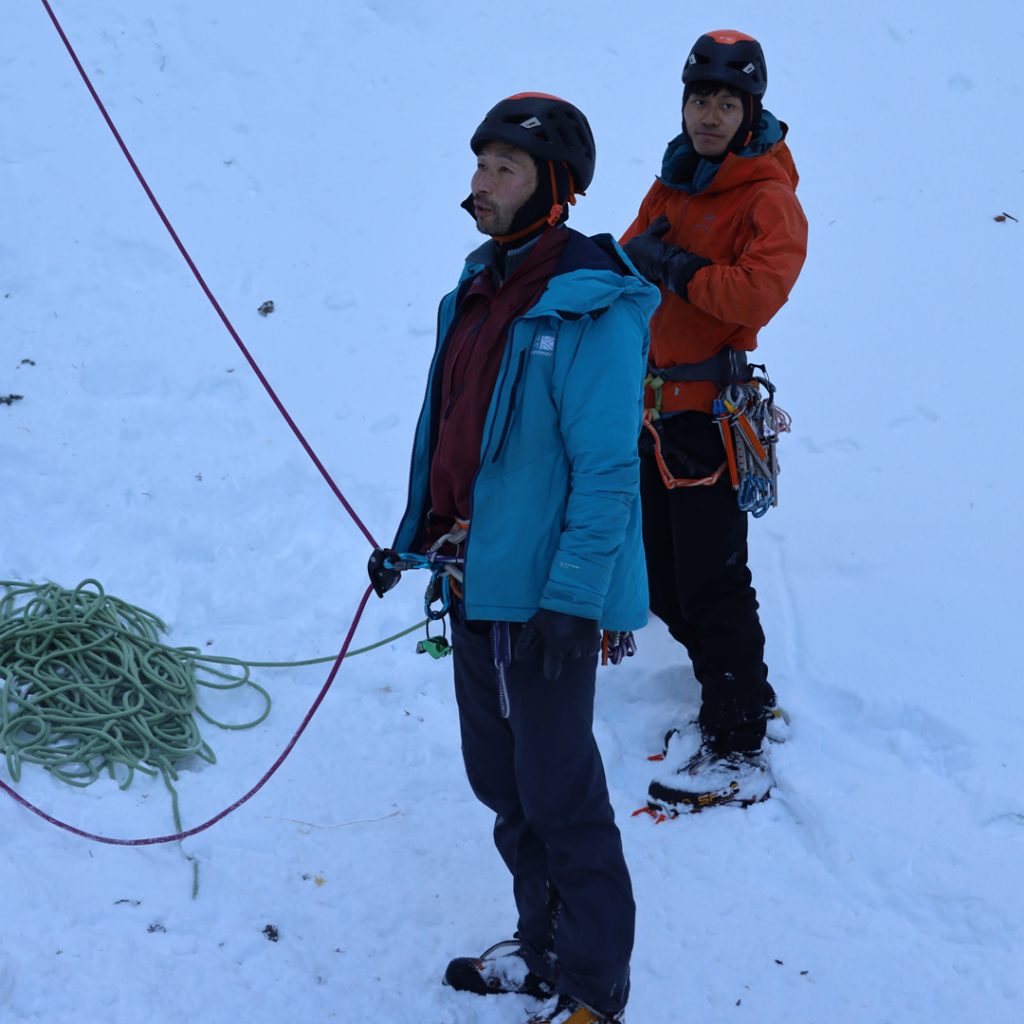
[0,578,276,793]
[0,577,426,880]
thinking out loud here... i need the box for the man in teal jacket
[369,94,658,1024]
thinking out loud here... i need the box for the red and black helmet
[682,30,768,97]
[470,93,596,193]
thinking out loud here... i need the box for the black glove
[623,214,711,300]
[623,214,673,282]
[514,609,600,681]
[367,547,401,598]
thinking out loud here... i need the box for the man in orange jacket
[621,30,807,812]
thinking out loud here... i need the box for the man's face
[683,87,746,158]
[471,142,538,236]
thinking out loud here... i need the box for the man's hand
[514,608,600,681]
[367,548,402,598]
[624,214,711,300]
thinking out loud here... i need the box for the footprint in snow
[888,405,938,429]
[984,812,1024,840]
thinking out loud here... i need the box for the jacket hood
[659,109,799,195]
[462,229,661,322]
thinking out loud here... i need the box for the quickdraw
[713,367,791,518]
[601,630,637,666]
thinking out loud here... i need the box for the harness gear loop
[642,410,728,490]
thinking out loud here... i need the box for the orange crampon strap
[631,804,676,824]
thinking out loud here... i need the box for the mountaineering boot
[659,700,790,756]
[443,939,554,999]
[525,993,624,1023]
[648,730,773,814]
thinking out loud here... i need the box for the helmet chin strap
[490,161,579,245]
[743,94,755,147]
[541,161,579,227]
[490,215,551,246]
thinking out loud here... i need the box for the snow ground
[2,2,1023,1022]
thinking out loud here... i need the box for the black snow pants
[639,410,776,753]
[450,611,634,1017]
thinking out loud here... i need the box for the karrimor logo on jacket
[531,331,556,356]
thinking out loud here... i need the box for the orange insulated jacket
[621,115,807,413]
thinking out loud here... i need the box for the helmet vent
[681,29,767,96]
[469,94,597,192]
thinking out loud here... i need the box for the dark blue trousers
[451,615,634,1016]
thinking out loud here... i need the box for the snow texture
[2,2,1022,1022]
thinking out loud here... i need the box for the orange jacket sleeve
[686,182,808,329]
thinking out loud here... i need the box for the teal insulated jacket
[393,228,660,630]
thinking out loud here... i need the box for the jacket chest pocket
[489,322,562,466]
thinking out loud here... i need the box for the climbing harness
[383,519,636,718]
[643,351,790,517]
[642,348,751,491]
[645,348,751,411]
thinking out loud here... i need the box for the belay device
[383,521,469,660]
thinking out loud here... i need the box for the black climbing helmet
[470,93,596,193]
[682,29,768,97]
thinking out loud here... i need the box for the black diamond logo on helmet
[520,116,542,129]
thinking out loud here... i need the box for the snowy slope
[2,2,1023,1022]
